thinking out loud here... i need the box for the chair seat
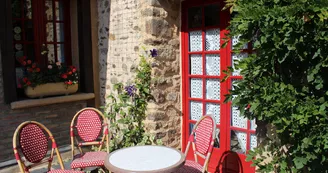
[176,160,203,173]
[71,151,107,169]
[48,170,84,173]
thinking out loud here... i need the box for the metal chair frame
[70,107,109,168]
[184,114,216,173]
[13,121,68,173]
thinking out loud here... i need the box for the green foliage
[102,48,162,151]
[225,0,328,172]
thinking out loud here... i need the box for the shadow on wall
[215,151,244,173]
[97,0,110,105]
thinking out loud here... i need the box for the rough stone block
[166,92,177,101]
[156,48,176,61]
[152,89,165,103]
[145,18,170,37]
[147,112,168,121]
[146,0,161,7]
[141,8,161,17]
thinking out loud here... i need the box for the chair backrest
[13,121,65,173]
[70,108,109,157]
[185,115,216,173]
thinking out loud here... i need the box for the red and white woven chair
[70,108,109,170]
[177,115,216,173]
[12,121,83,173]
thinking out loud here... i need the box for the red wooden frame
[181,0,256,172]
[12,0,72,65]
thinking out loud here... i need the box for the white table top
[105,145,185,173]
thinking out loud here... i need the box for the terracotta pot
[24,82,78,98]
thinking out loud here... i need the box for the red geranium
[67,80,73,85]
[23,77,28,83]
[19,58,79,88]
[61,74,68,79]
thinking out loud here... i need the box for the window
[12,0,72,98]
[11,0,71,65]
[1,0,94,103]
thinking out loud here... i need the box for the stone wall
[105,0,141,94]
[139,0,181,148]
[104,0,182,148]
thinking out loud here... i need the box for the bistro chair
[12,121,83,173]
[70,108,109,170]
[177,115,216,173]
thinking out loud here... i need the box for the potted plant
[17,56,79,98]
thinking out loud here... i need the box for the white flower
[48,65,52,69]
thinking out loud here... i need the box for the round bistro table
[104,145,185,173]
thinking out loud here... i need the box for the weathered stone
[152,89,165,103]
[122,64,127,71]
[145,18,170,37]
[155,122,163,130]
[156,132,167,139]
[147,112,168,121]
[130,64,138,72]
[110,77,118,84]
[143,38,164,45]
[157,48,176,61]
[134,46,139,52]
[141,8,160,17]
[168,39,180,47]
[146,0,161,7]
[166,92,177,101]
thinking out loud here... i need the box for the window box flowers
[17,57,79,98]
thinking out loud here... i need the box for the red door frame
[181,0,255,172]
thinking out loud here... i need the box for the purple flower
[150,49,158,57]
[125,85,137,96]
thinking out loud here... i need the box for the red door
[181,1,256,172]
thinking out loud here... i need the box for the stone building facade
[0,0,183,167]
[100,0,182,147]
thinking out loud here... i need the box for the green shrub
[225,0,328,172]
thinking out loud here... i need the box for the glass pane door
[182,1,225,171]
[182,1,256,172]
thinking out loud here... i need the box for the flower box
[24,82,78,98]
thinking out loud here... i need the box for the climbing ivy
[102,48,161,151]
[225,0,328,172]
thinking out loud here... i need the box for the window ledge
[10,93,95,110]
